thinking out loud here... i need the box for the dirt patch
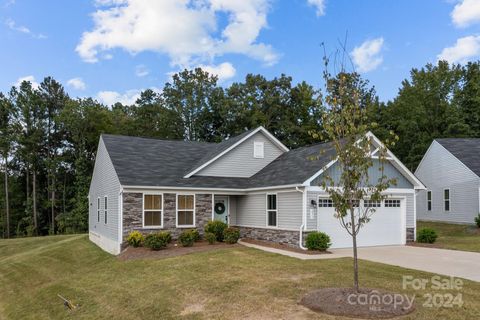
[241,238,331,255]
[300,288,415,319]
[118,240,239,261]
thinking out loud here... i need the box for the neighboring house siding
[88,137,121,249]
[312,160,413,188]
[196,132,284,177]
[234,190,303,230]
[416,141,480,224]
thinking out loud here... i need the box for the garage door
[317,198,405,248]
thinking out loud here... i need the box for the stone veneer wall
[122,192,212,242]
[406,227,415,242]
[237,226,311,248]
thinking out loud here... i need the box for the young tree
[317,69,397,292]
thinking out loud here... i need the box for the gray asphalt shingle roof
[101,132,335,189]
[436,138,480,177]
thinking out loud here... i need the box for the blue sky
[1,0,480,105]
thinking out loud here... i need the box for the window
[144,194,163,227]
[97,198,100,222]
[254,141,264,158]
[351,200,360,208]
[267,194,277,227]
[427,191,432,211]
[318,198,334,207]
[444,189,450,212]
[364,200,381,208]
[104,196,108,224]
[177,195,194,227]
[385,199,401,207]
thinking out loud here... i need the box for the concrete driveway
[239,241,480,282]
[332,245,480,282]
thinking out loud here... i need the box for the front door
[214,196,229,224]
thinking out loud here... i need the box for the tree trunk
[51,176,55,234]
[351,207,359,292]
[63,172,66,216]
[33,169,37,235]
[3,156,9,238]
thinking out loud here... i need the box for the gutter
[295,186,308,250]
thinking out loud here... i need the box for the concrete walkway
[239,241,480,282]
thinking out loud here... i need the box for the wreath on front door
[215,202,226,215]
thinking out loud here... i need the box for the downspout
[296,186,308,250]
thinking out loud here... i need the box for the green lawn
[1,235,480,319]
[417,221,480,252]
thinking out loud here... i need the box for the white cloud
[5,18,46,39]
[307,0,326,16]
[452,0,480,27]
[15,75,39,89]
[135,64,149,77]
[96,87,161,106]
[76,0,278,69]
[67,77,87,90]
[351,37,385,73]
[438,35,480,63]
[198,62,236,82]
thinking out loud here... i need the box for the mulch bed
[300,288,415,319]
[241,238,331,255]
[118,240,239,261]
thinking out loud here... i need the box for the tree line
[1,61,479,238]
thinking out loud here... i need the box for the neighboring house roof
[435,138,480,177]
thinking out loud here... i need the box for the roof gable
[435,138,480,178]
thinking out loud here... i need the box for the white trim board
[184,126,289,178]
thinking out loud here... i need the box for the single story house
[88,127,424,254]
[416,138,480,224]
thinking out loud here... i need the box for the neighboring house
[416,139,480,224]
[88,127,424,255]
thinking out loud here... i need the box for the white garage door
[317,198,405,248]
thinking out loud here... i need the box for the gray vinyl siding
[416,141,480,224]
[196,132,284,177]
[233,190,303,230]
[312,159,413,188]
[229,196,237,225]
[306,192,320,230]
[88,137,121,242]
[405,193,415,228]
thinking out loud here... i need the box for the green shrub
[475,214,480,228]
[179,230,196,247]
[223,227,240,244]
[204,220,228,242]
[417,228,438,243]
[126,230,144,247]
[205,232,216,244]
[144,232,171,250]
[305,232,331,251]
[188,229,200,241]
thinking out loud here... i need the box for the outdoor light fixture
[310,199,317,207]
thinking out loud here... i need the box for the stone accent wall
[237,226,310,248]
[406,227,415,242]
[122,192,213,242]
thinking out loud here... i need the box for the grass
[417,221,480,252]
[0,235,479,319]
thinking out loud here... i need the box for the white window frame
[97,197,100,223]
[266,193,278,227]
[253,141,264,159]
[318,198,334,207]
[384,199,401,208]
[104,196,108,224]
[427,190,432,212]
[142,192,164,229]
[176,194,195,228]
[364,199,381,208]
[444,188,450,212]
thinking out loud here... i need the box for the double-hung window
[444,189,450,212]
[144,194,163,227]
[104,196,108,224]
[177,195,195,227]
[267,194,277,227]
[97,198,100,222]
[427,191,432,211]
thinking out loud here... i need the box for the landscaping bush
[144,232,171,250]
[305,232,331,251]
[126,231,144,247]
[179,230,196,247]
[205,232,216,244]
[223,227,240,244]
[417,228,438,243]
[189,229,200,241]
[475,214,480,228]
[204,220,228,242]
